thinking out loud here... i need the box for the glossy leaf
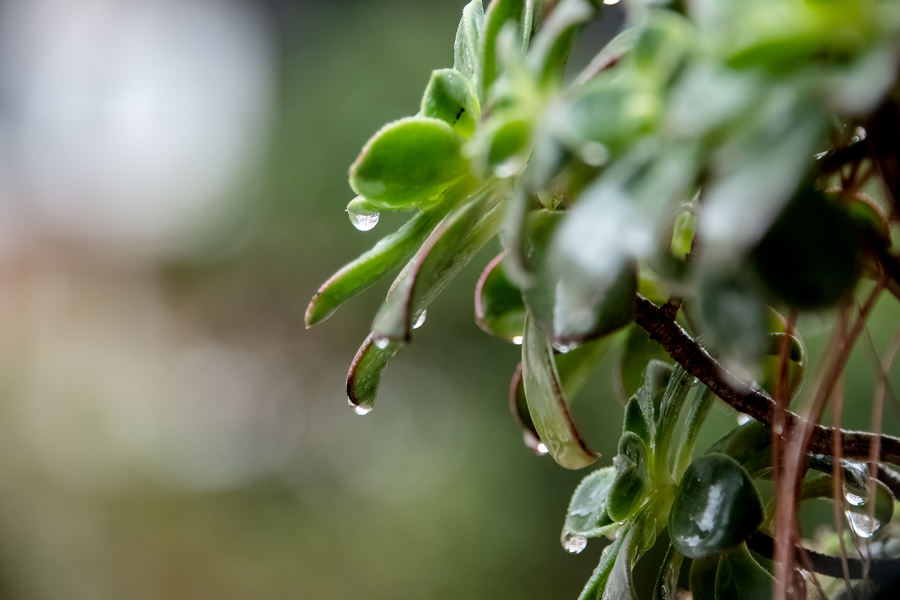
[689,555,720,600]
[350,117,469,209]
[607,433,650,522]
[674,385,715,477]
[563,466,619,540]
[655,365,696,473]
[751,188,863,310]
[346,334,403,414]
[602,525,642,600]
[306,180,473,326]
[475,252,526,343]
[453,0,485,83]
[521,312,598,470]
[578,532,626,600]
[478,0,529,103]
[669,454,764,559]
[624,398,651,444]
[421,69,480,137]
[526,0,594,88]
[715,543,776,600]
[707,420,773,478]
[618,324,673,400]
[372,180,511,343]
[653,544,685,600]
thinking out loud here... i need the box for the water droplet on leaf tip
[512,336,523,345]
[554,342,577,354]
[413,310,427,329]
[845,511,879,538]
[536,442,549,456]
[736,413,751,425]
[348,398,373,416]
[374,337,390,350]
[562,533,588,554]
[845,490,866,506]
[603,0,620,4]
[347,207,380,231]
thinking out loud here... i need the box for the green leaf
[652,544,685,600]
[526,0,595,88]
[475,252,526,343]
[346,334,403,414]
[669,454,764,559]
[696,269,769,365]
[522,312,598,470]
[655,365,696,473]
[478,0,529,103]
[707,420,773,478]
[454,0,485,83]
[578,532,626,600]
[635,360,673,441]
[674,385,715,477]
[563,466,619,541]
[421,69,481,137]
[618,325,673,400]
[751,188,863,310]
[350,117,470,209]
[372,180,511,343]
[715,543,777,600]
[306,180,473,327]
[758,331,807,400]
[607,433,650,522]
[571,26,639,88]
[509,363,544,454]
[689,555,720,600]
[624,398,651,444]
[602,525,643,600]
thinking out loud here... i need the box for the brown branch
[633,295,900,466]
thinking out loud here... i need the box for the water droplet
[374,337,391,350]
[736,413,751,426]
[852,126,867,143]
[347,206,380,231]
[603,0,620,4]
[553,342,578,354]
[845,490,866,506]
[845,511,879,538]
[580,141,608,166]
[348,398,373,416]
[562,532,588,554]
[494,158,523,179]
[536,442,549,456]
[512,336,523,345]
[413,310,427,330]
[813,151,828,160]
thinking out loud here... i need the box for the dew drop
[845,511,879,538]
[536,442,549,456]
[851,126,868,143]
[374,337,391,350]
[845,490,866,507]
[603,0,620,4]
[554,342,578,354]
[562,533,588,554]
[347,206,380,231]
[813,151,828,160]
[348,398,373,416]
[413,310,427,330]
[736,413,751,426]
[512,335,523,345]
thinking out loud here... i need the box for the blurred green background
[0,1,895,598]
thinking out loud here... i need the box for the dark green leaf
[624,398,651,444]
[478,0,530,103]
[522,312,598,469]
[421,69,480,137]
[346,334,403,414]
[696,269,769,364]
[608,433,650,522]
[578,532,626,600]
[751,188,863,310]
[453,0,485,83]
[669,454,764,559]
[509,363,544,454]
[475,252,526,343]
[653,544,685,600]
[655,365,696,473]
[674,385,715,477]
[619,325,673,400]
[563,466,619,541]
[715,543,776,600]
[372,180,511,343]
[306,180,473,326]
[526,0,594,88]
[350,117,469,209]
[689,555,719,600]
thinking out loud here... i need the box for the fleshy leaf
[526,0,594,88]
[372,180,511,343]
[751,188,863,310]
[654,365,696,473]
[715,543,777,600]
[652,544,685,600]
[521,312,598,469]
[618,325,673,400]
[563,466,618,541]
[475,252,526,343]
[669,454,764,559]
[696,269,769,365]
[306,180,473,327]
[607,433,650,522]
[572,26,638,88]
[624,398,651,444]
[453,0,485,83]
[478,0,529,103]
[346,334,403,414]
[421,69,480,137]
[602,525,642,600]
[689,555,720,600]
[674,385,715,477]
[350,117,469,209]
[578,532,626,600]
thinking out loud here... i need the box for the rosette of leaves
[308,0,900,597]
